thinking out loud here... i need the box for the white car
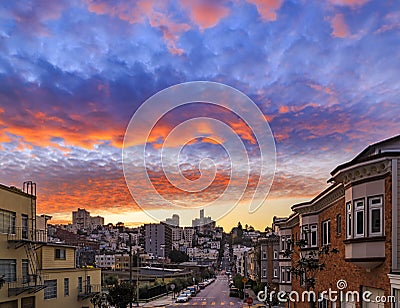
[176,294,189,303]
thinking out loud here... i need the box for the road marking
[211,301,216,306]
[202,302,207,306]
[192,302,198,305]
[221,301,225,305]
[230,302,235,306]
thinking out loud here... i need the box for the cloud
[330,13,350,38]
[246,0,284,21]
[84,0,190,55]
[180,0,230,30]
[329,0,370,8]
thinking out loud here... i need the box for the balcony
[78,284,102,300]
[7,227,47,244]
[344,236,386,269]
[7,276,47,297]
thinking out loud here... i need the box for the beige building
[0,181,101,308]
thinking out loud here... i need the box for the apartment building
[72,208,104,231]
[272,135,400,308]
[144,223,172,258]
[0,182,101,308]
[257,233,280,288]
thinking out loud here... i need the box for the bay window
[310,224,318,247]
[354,199,365,237]
[322,220,330,245]
[346,202,352,238]
[369,196,383,236]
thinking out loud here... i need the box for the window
[263,269,267,278]
[0,210,16,234]
[55,248,66,260]
[273,268,278,278]
[310,224,318,247]
[22,214,28,239]
[44,280,57,299]
[78,277,83,293]
[0,259,16,282]
[346,202,352,238]
[369,196,383,236]
[281,237,285,251]
[22,259,29,283]
[321,220,331,245]
[281,267,286,283]
[286,267,291,283]
[273,250,278,260]
[336,214,341,235]
[354,199,365,237]
[301,225,309,247]
[64,278,69,296]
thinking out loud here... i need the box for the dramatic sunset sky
[1,0,400,229]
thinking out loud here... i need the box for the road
[171,275,244,307]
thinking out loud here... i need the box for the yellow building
[0,182,101,308]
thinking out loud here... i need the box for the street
[171,275,243,307]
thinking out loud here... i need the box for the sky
[0,0,400,230]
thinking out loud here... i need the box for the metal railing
[7,275,48,297]
[7,227,47,243]
[78,284,102,296]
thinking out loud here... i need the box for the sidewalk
[138,293,175,307]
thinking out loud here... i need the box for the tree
[168,250,189,263]
[283,236,338,307]
[107,282,135,308]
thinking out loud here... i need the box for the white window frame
[301,225,309,247]
[273,250,278,260]
[322,220,331,245]
[286,267,291,283]
[44,279,57,300]
[369,196,383,236]
[354,199,365,238]
[346,202,352,239]
[310,224,318,247]
[273,268,278,278]
[281,267,286,283]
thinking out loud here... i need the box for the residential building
[272,135,400,308]
[72,208,104,231]
[257,233,279,288]
[0,181,101,308]
[94,254,115,270]
[144,223,172,258]
[165,214,179,227]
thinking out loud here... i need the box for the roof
[331,135,400,176]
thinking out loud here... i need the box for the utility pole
[136,249,140,307]
[129,233,133,308]
[161,244,165,284]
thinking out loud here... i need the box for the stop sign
[246,297,253,305]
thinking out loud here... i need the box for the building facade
[0,182,101,308]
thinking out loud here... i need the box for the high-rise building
[165,214,179,227]
[144,223,172,258]
[72,208,104,231]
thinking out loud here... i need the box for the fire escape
[7,181,46,297]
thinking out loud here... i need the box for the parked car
[198,282,206,289]
[229,287,240,297]
[176,294,190,303]
[182,290,192,298]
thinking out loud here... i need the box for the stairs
[24,242,42,285]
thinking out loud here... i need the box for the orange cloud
[180,0,230,30]
[1,109,123,150]
[246,0,284,22]
[330,13,350,38]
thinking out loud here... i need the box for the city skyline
[0,0,400,230]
